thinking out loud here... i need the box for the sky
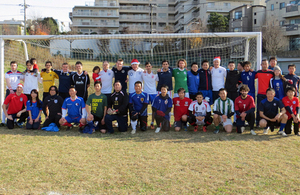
[0,0,89,29]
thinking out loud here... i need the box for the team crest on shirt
[165,100,168,104]
[159,99,161,103]
[184,72,186,74]
[115,97,118,101]
[140,98,144,102]
[276,83,279,86]
[82,76,85,79]
[238,101,242,103]
[219,70,222,73]
[139,72,141,74]
[129,72,133,76]
[249,72,252,76]
[50,74,52,76]
[152,75,154,78]
[75,103,79,106]
[20,98,23,102]
[197,76,199,79]
[17,76,20,79]
[176,101,180,106]
[185,101,189,106]
[79,77,81,79]
[108,73,111,76]
[121,70,125,73]
[54,99,58,104]
[202,107,205,110]
[293,101,296,104]
[177,72,179,74]
[274,103,276,106]
[67,73,70,76]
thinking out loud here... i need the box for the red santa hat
[131,59,140,65]
[213,56,221,61]
[17,83,23,88]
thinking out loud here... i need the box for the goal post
[0,32,262,120]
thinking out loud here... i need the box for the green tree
[207,12,229,32]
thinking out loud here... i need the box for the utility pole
[19,0,29,35]
[149,4,156,60]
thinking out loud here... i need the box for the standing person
[26,89,43,130]
[92,66,101,82]
[198,60,213,105]
[225,61,241,102]
[268,56,277,70]
[157,60,173,97]
[30,58,39,72]
[173,59,189,98]
[234,85,256,135]
[23,60,42,100]
[129,81,149,134]
[53,63,75,100]
[173,88,193,132]
[282,87,299,135]
[105,81,129,134]
[284,64,300,97]
[40,61,59,101]
[255,59,274,126]
[59,86,87,131]
[42,86,64,128]
[86,81,108,134]
[99,61,114,98]
[71,61,90,102]
[112,59,131,92]
[128,59,144,95]
[211,56,227,102]
[2,83,28,129]
[142,62,159,129]
[187,62,200,100]
[237,61,244,72]
[240,61,256,100]
[213,88,235,134]
[1,61,24,126]
[269,66,288,100]
[259,88,287,136]
[152,85,173,133]
[188,92,212,132]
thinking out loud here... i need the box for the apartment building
[229,5,266,32]
[0,19,24,35]
[266,0,300,50]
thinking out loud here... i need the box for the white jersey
[99,69,114,94]
[142,71,158,94]
[5,70,24,90]
[188,100,211,117]
[211,66,227,91]
[23,72,41,94]
[128,67,144,94]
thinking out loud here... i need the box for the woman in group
[23,60,42,100]
[26,89,43,130]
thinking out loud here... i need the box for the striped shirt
[213,97,235,117]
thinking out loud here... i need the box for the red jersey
[92,73,101,82]
[282,96,299,119]
[234,95,255,118]
[173,97,192,121]
[255,70,274,95]
[4,93,28,115]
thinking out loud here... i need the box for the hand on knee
[174,127,180,132]
[259,119,267,128]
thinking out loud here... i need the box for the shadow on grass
[0,125,290,143]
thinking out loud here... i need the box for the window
[224,3,231,7]
[280,20,285,26]
[290,1,296,4]
[271,4,274,11]
[207,2,215,8]
[254,12,256,15]
[233,27,241,32]
[290,19,300,24]
[235,11,242,19]
[254,19,257,24]
[280,2,285,9]
[158,13,167,18]
[158,23,166,27]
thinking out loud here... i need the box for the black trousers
[131,114,148,131]
[285,118,299,135]
[236,112,255,133]
[155,115,170,131]
[43,114,62,128]
[7,112,28,129]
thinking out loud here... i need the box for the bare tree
[261,17,288,56]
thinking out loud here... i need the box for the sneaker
[155,127,161,133]
[66,125,73,131]
[150,123,155,130]
[241,127,245,133]
[278,130,287,137]
[282,132,287,137]
[250,130,256,135]
[194,126,198,132]
[16,122,24,128]
[202,126,207,132]
[131,129,136,134]
[214,129,219,134]
[263,128,269,134]
[184,126,188,131]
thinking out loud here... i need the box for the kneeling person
[59,86,87,130]
[213,88,235,133]
[259,88,288,136]
[152,85,173,133]
[129,81,149,134]
[188,92,212,132]
[86,81,107,134]
[234,85,256,135]
[173,88,192,131]
[282,87,299,135]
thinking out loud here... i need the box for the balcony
[72,21,119,28]
[285,24,300,36]
[119,15,150,22]
[119,24,151,31]
[75,2,119,8]
[71,12,119,18]
[119,0,153,4]
[119,5,156,13]
[184,12,200,24]
[283,5,300,18]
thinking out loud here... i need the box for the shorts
[65,116,82,124]
[173,92,189,98]
[148,94,158,104]
[174,120,187,128]
[92,115,106,130]
[196,118,205,125]
[216,116,232,126]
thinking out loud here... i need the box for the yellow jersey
[40,71,59,92]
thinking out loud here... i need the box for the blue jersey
[129,92,149,116]
[270,78,285,100]
[284,74,300,97]
[259,97,284,119]
[240,71,256,93]
[187,71,200,94]
[26,100,43,120]
[157,67,173,91]
[152,95,173,120]
[54,70,75,93]
[62,96,86,118]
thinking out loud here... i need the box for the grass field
[1,124,300,194]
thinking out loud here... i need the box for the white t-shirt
[142,71,158,94]
[188,100,211,117]
[5,70,24,90]
[23,72,41,94]
[99,69,114,94]
[128,67,144,94]
[211,66,227,91]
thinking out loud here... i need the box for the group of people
[1,57,300,136]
